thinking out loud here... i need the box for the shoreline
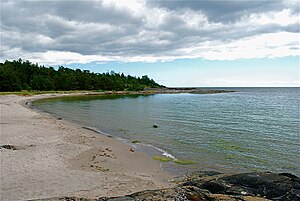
[0,87,237,97]
[0,94,175,200]
[27,93,237,177]
[24,91,244,177]
[25,95,181,170]
[27,90,244,176]
[1,92,299,200]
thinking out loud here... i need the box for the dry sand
[0,94,175,201]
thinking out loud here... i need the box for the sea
[33,87,300,176]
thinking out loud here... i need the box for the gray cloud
[147,0,285,22]
[2,1,142,54]
[1,0,299,63]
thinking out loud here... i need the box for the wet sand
[0,94,174,201]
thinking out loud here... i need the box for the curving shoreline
[0,94,175,200]
[1,92,299,201]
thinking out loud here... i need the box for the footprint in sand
[90,164,109,172]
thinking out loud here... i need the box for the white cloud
[248,9,298,26]
[28,51,115,65]
[1,0,299,64]
[102,0,145,15]
[196,32,299,60]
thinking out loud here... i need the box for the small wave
[162,152,176,159]
[82,126,177,160]
[142,143,177,160]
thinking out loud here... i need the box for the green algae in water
[173,159,197,165]
[282,165,298,170]
[152,156,196,165]
[152,156,173,162]
[214,139,250,152]
[226,155,236,159]
[257,158,269,166]
[118,128,128,133]
[245,155,255,159]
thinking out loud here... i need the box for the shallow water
[33,88,300,176]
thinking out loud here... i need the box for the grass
[0,89,163,96]
[0,90,99,96]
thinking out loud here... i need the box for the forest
[0,59,163,92]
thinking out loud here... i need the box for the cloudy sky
[1,0,299,86]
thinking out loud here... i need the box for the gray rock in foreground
[180,171,300,200]
[30,172,300,201]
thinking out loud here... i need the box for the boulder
[181,172,300,200]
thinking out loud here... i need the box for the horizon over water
[33,87,300,176]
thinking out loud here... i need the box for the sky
[1,0,299,87]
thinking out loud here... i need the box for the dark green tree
[0,59,164,92]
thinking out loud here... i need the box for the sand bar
[0,94,174,201]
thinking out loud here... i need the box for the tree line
[0,59,164,92]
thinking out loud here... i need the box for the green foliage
[0,59,163,92]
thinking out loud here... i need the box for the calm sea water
[33,88,300,175]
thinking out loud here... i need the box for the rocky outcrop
[31,172,300,201]
[144,87,236,94]
[180,171,300,200]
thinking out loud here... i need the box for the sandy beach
[0,94,174,201]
